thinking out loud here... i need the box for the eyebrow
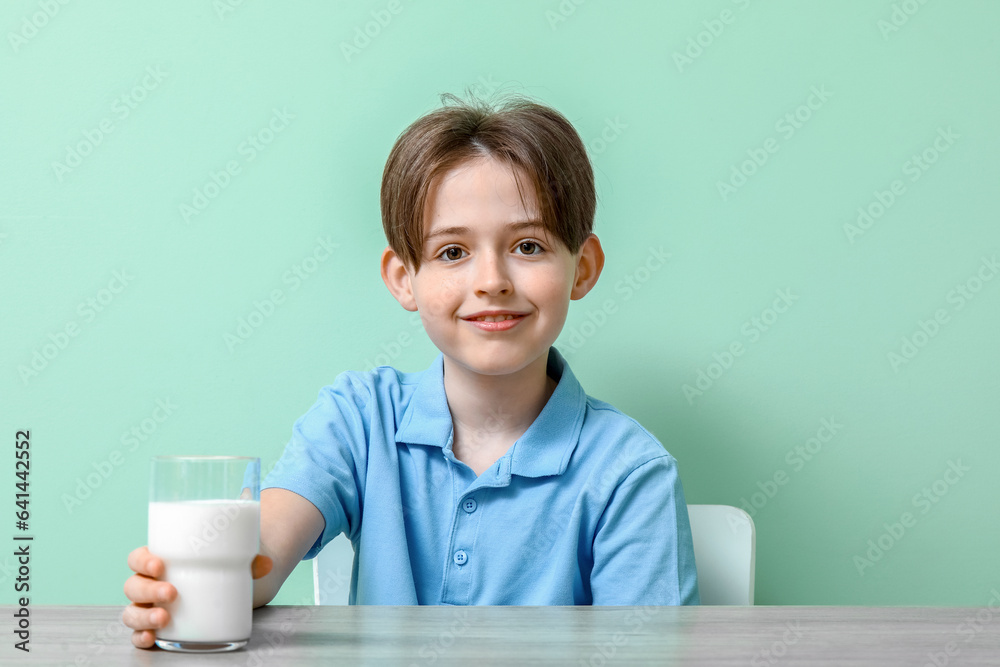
[425,220,546,242]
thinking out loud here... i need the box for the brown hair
[380,89,597,273]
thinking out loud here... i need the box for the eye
[437,246,466,262]
[435,240,545,262]
[517,240,545,256]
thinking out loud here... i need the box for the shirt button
[453,550,468,566]
[463,498,477,513]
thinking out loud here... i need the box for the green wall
[2,0,998,609]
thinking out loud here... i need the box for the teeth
[474,315,517,322]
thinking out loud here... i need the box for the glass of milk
[148,455,260,652]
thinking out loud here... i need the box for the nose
[473,251,512,297]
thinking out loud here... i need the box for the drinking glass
[148,455,260,652]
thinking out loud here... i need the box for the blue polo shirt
[262,346,699,606]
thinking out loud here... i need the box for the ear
[570,233,605,300]
[381,246,418,312]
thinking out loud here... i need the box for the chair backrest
[313,534,354,605]
[686,504,756,605]
[313,504,757,606]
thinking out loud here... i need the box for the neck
[443,350,557,449]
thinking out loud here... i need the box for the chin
[462,346,550,373]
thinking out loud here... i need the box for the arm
[253,375,371,604]
[123,488,323,649]
[253,487,325,608]
[590,455,700,605]
[125,375,364,648]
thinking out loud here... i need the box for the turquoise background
[2,0,998,609]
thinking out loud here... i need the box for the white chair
[313,535,354,605]
[687,504,756,605]
[312,503,757,606]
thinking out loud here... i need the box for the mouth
[461,311,529,322]
[462,312,529,331]
[463,314,525,322]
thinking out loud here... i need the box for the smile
[464,314,527,331]
[470,314,520,322]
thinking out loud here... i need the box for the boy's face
[381,156,604,378]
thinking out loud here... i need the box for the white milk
[148,499,260,643]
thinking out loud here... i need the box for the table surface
[5,605,1000,666]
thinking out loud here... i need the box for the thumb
[251,554,273,579]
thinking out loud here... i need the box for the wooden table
[5,605,999,665]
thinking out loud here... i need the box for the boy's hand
[122,545,273,649]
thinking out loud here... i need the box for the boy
[123,92,699,648]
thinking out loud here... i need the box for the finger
[122,604,170,632]
[252,554,273,579]
[124,574,176,605]
[131,629,157,649]
[127,546,164,578]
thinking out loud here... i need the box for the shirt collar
[395,346,586,478]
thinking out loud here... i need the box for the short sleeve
[590,455,700,605]
[261,371,371,560]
